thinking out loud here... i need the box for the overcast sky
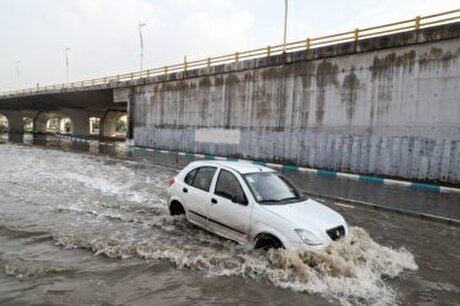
[0,0,458,91]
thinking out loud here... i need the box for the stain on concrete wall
[315,61,339,124]
[132,37,460,184]
[341,66,360,120]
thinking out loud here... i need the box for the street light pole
[64,47,71,83]
[283,0,289,52]
[15,60,21,89]
[138,22,147,71]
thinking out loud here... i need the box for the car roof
[188,160,275,174]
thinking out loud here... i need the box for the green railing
[1,9,459,97]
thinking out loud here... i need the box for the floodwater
[0,137,459,305]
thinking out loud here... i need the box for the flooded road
[0,140,459,305]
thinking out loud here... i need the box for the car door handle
[211,198,218,204]
[183,187,188,193]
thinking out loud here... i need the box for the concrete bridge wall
[131,23,460,184]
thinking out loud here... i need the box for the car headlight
[294,229,324,246]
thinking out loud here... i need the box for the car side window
[190,167,216,191]
[184,169,198,185]
[215,169,246,204]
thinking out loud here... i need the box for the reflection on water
[0,135,459,305]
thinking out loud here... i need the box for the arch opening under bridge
[0,113,9,133]
[34,112,72,134]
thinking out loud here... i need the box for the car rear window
[190,167,216,192]
[184,169,197,185]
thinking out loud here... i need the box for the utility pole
[64,47,71,83]
[138,22,147,71]
[15,60,21,88]
[283,0,289,52]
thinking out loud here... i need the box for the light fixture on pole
[283,0,289,52]
[138,22,147,71]
[15,60,21,89]
[64,47,71,83]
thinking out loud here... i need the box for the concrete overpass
[1,10,459,184]
[0,87,126,137]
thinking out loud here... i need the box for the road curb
[53,134,460,195]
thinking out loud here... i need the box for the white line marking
[383,179,411,187]
[440,186,460,194]
[337,172,360,180]
[266,163,282,168]
[334,202,355,209]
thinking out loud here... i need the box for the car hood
[262,198,345,231]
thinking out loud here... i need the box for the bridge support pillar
[100,111,126,138]
[68,110,90,137]
[101,115,116,137]
[0,110,24,142]
[33,114,48,134]
[1,111,24,133]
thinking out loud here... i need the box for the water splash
[52,226,417,305]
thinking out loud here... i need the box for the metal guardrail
[1,9,459,97]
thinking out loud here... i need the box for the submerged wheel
[169,201,185,216]
[254,234,284,251]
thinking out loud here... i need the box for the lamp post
[283,0,289,52]
[64,47,71,83]
[15,60,21,89]
[138,22,147,71]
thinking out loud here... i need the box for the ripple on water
[1,257,74,279]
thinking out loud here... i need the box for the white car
[166,160,348,251]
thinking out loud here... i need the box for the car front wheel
[254,234,284,250]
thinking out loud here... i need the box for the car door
[208,168,252,244]
[182,166,217,228]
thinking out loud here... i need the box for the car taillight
[169,176,175,186]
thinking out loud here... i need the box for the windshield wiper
[281,196,298,201]
[259,199,283,203]
[284,195,308,201]
[260,195,307,204]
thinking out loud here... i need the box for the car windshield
[243,172,306,204]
